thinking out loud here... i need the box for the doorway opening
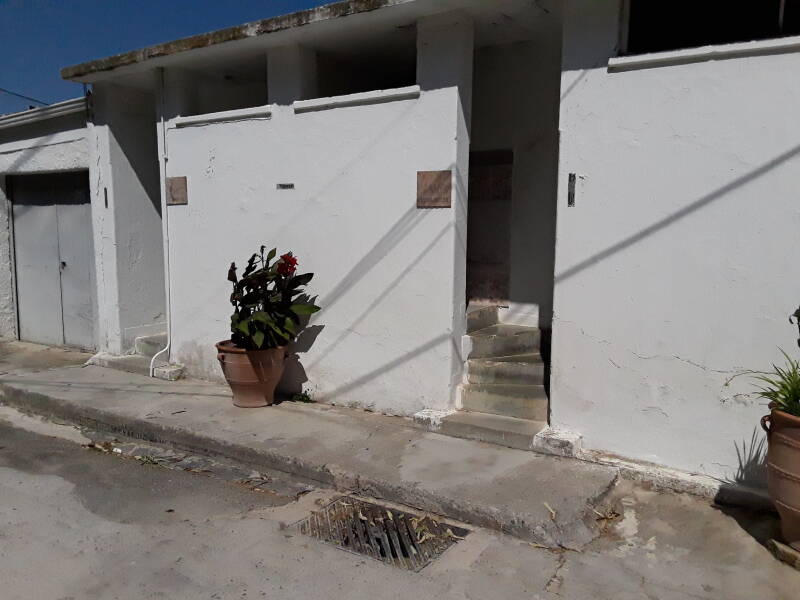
[466,150,513,305]
[9,171,96,350]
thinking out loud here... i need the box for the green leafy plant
[751,350,800,417]
[291,390,314,403]
[227,246,320,350]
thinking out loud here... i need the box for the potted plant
[757,350,800,550]
[217,246,319,408]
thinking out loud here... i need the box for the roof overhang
[61,0,553,85]
[61,0,413,82]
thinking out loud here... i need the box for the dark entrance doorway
[466,150,513,304]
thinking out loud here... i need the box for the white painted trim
[0,132,86,156]
[292,85,421,114]
[0,98,86,131]
[171,106,273,128]
[609,34,800,72]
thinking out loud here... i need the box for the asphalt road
[0,411,798,600]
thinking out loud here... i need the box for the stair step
[134,333,167,359]
[463,324,540,359]
[88,353,184,381]
[438,411,547,450]
[466,304,499,333]
[460,383,548,420]
[467,355,545,385]
[498,303,539,327]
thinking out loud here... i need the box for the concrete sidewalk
[0,342,619,549]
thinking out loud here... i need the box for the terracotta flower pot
[216,340,287,408]
[762,409,800,550]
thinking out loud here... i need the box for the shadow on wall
[731,427,768,490]
[555,143,800,285]
[712,429,778,547]
[280,323,324,396]
[1,132,58,175]
[713,428,785,550]
[324,332,452,403]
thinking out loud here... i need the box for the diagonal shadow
[325,333,450,399]
[555,143,800,284]
[560,69,589,101]
[318,205,430,312]
[0,131,59,174]
[309,222,452,370]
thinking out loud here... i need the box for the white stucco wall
[554,0,800,481]
[90,83,166,353]
[156,12,474,416]
[0,113,90,339]
[164,84,469,414]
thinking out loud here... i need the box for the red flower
[277,253,298,276]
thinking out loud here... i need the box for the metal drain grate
[293,496,469,571]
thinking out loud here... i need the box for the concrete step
[467,354,544,385]
[460,383,548,421]
[87,353,184,381]
[463,324,540,359]
[498,302,539,327]
[466,304,499,333]
[134,333,167,359]
[438,411,547,451]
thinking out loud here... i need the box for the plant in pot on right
[757,350,800,550]
[217,247,320,408]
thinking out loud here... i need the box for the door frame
[2,174,20,341]
[5,170,97,350]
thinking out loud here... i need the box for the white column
[416,12,475,402]
[416,11,474,129]
[267,45,318,105]
[89,81,166,354]
[161,68,198,119]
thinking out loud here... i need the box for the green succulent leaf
[252,330,265,348]
[288,273,314,289]
[236,319,251,335]
[251,311,273,325]
[749,350,800,417]
[290,304,321,315]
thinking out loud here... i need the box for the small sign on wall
[417,170,452,208]
[166,176,188,206]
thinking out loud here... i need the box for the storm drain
[293,496,469,571]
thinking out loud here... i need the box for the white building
[4,0,798,484]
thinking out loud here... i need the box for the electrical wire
[0,86,48,106]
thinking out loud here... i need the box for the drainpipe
[150,67,172,377]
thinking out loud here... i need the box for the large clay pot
[216,340,287,408]
[762,409,800,550]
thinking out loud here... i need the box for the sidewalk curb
[0,378,619,549]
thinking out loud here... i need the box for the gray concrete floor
[1,410,799,600]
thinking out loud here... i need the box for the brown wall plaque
[417,170,452,208]
[166,176,188,206]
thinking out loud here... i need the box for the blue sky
[0,0,330,114]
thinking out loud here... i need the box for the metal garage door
[10,171,95,349]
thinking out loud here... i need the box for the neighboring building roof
[61,0,411,81]
[0,98,87,132]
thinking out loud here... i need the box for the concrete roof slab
[61,0,415,81]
